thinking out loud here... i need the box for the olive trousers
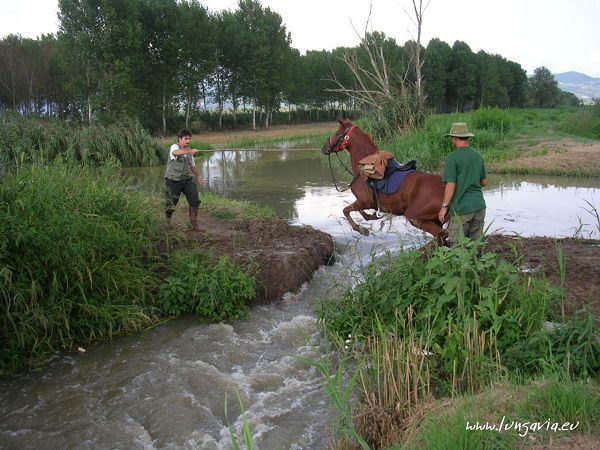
[447,208,486,246]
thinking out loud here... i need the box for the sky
[1,0,599,77]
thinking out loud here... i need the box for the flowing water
[1,149,599,449]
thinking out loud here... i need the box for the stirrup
[376,208,384,219]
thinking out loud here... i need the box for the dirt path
[162,209,334,303]
[160,122,338,146]
[486,235,600,323]
[490,137,600,175]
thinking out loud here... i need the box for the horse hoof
[359,227,370,236]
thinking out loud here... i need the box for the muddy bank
[486,234,600,322]
[165,210,335,304]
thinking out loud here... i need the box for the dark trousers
[165,178,200,214]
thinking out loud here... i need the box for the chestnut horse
[322,119,447,243]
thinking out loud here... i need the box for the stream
[1,149,598,449]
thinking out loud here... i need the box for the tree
[422,38,452,111]
[178,1,216,129]
[139,0,183,133]
[58,0,144,123]
[528,66,560,108]
[505,61,528,107]
[234,0,292,129]
[476,51,509,108]
[446,40,477,111]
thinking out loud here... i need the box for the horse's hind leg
[343,202,371,236]
[405,211,447,245]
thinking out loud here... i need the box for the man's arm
[172,147,198,157]
[480,178,488,187]
[439,182,456,223]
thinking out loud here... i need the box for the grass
[0,163,271,374]
[212,132,330,150]
[201,192,275,220]
[312,238,600,448]
[401,378,600,449]
[0,162,161,372]
[374,108,520,172]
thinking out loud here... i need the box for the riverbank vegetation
[0,163,268,374]
[313,240,600,448]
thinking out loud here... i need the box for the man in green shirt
[439,123,488,246]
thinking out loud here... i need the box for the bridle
[323,125,359,192]
[322,125,357,155]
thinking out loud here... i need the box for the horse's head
[321,119,358,155]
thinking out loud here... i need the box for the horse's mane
[340,119,379,152]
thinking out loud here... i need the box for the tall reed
[0,162,160,372]
[0,111,164,169]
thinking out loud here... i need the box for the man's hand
[438,206,448,223]
[196,176,207,185]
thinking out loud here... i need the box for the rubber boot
[189,206,200,231]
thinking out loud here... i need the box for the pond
[127,149,600,243]
[1,149,598,449]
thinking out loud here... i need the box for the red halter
[338,125,357,151]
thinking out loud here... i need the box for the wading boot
[189,206,200,231]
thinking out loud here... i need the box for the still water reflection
[125,149,600,240]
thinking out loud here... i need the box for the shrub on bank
[558,103,600,139]
[159,251,255,321]
[381,111,518,171]
[315,241,600,448]
[316,240,599,389]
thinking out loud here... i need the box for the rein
[327,152,359,192]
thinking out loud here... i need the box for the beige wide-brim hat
[446,122,474,137]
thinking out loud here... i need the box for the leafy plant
[159,251,255,321]
[316,240,560,392]
[470,107,514,134]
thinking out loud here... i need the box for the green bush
[159,251,255,321]
[315,241,564,387]
[0,163,160,372]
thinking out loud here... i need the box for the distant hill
[554,71,600,102]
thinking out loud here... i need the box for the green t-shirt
[442,146,487,215]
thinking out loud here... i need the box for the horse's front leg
[343,202,371,236]
[359,210,380,221]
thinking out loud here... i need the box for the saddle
[367,159,417,196]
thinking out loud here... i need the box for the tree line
[0,0,577,134]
